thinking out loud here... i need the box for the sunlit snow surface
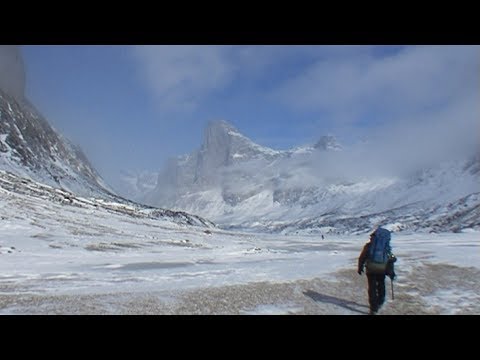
[1,173,479,314]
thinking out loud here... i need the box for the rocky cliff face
[0,87,116,198]
[0,46,116,198]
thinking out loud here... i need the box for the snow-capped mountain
[190,120,284,186]
[0,89,117,198]
[132,120,480,234]
[0,46,113,198]
[0,46,214,229]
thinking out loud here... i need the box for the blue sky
[21,45,479,188]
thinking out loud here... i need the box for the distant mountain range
[119,120,480,234]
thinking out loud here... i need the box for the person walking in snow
[357,227,396,315]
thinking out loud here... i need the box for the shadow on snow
[303,290,369,315]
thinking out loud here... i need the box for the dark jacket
[358,241,396,278]
[358,242,372,274]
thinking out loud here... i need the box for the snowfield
[1,171,479,314]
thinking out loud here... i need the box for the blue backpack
[367,227,392,273]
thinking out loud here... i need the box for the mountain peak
[202,120,247,153]
[314,135,342,151]
[206,120,239,135]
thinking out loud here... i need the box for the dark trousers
[367,273,386,312]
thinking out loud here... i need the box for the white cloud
[130,45,384,116]
[130,45,377,115]
[268,45,480,169]
[274,45,479,123]
[131,45,234,112]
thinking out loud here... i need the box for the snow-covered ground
[1,178,479,314]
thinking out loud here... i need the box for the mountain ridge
[119,119,480,234]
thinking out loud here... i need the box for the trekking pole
[391,279,394,300]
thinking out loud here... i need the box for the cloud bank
[131,45,479,180]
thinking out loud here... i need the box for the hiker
[357,227,396,315]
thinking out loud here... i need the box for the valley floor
[1,262,479,315]
[1,186,479,315]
